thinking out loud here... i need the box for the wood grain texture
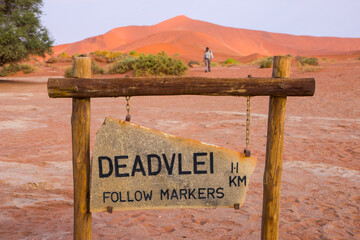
[272,56,291,79]
[47,77,315,98]
[261,56,290,240]
[74,57,91,79]
[72,57,91,240]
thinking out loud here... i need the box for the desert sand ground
[0,59,359,239]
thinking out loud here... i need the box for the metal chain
[245,96,251,152]
[125,96,131,122]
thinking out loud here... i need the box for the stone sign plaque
[90,117,257,212]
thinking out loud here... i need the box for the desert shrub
[108,52,187,76]
[211,62,218,67]
[91,50,124,62]
[297,64,321,72]
[45,57,57,63]
[46,56,72,63]
[108,57,137,74]
[129,51,139,57]
[299,57,319,66]
[0,64,21,76]
[0,64,35,76]
[58,52,71,59]
[133,52,187,77]
[258,57,273,68]
[0,64,20,76]
[107,54,124,63]
[296,57,321,72]
[21,64,36,74]
[223,58,240,65]
[187,60,200,67]
[92,50,108,57]
[295,56,303,61]
[91,61,106,75]
[64,67,73,78]
[260,60,272,68]
[286,54,293,57]
[295,56,319,66]
[106,51,123,59]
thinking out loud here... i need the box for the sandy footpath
[0,60,359,239]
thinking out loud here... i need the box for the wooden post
[71,57,91,240]
[261,56,290,240]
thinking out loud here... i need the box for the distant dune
[53,15,360,61]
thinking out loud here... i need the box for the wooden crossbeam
[47,76,315,98]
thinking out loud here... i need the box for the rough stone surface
[90,117,256,212]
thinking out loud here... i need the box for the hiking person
[203,47,213,72]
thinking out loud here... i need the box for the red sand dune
[53,15,360,61]
[113,30,242,62]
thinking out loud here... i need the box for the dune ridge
[53,15,360,61]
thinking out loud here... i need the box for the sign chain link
[244,96,251,157]
[125,96,131,122]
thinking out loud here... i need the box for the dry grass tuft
[297,62,322,72]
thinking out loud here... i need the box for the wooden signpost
[71,57,91,239]
[47,56,315,240]
[90,117,257,212]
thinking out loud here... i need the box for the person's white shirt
[204,51,213,59]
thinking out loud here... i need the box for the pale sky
[41,0,360,45]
